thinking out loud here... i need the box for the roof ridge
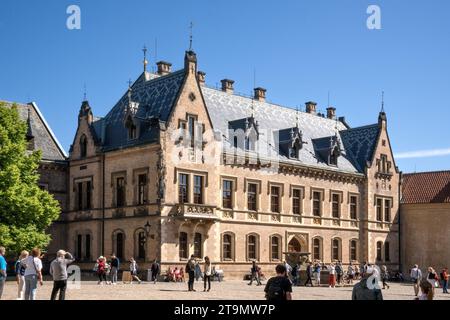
[404,170,450,176]
[340,123,378,132]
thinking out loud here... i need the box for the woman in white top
[328,264,336,288]
[203,256,213,292]
[22,248,43,300]
[129,257,142,284]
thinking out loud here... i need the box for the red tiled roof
[402,171,450,204]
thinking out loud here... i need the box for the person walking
[129,257,142,284]
[284,261,292,281]
[328,263,336,288]
[203,256,212,292]
[304,262,314,287]
[291,263,299,286]
[354,264,360,280]
[151,259,160,284]
[0,246,7,300]
[248,261,262,286]
[410,264,422,297]
[351,266,383,300]
[313,262,322,286]
[440,268,449,294]
[185,255,196,291]
[49,250,74,300]
[381,265,390,289]
[110,254,120,285]
[96,256,108,285]
[426,267,439,294]
[264,264,293,301]
[335,261,343,286]
[15,250,28,300]
[347,263,355,285]
[23,247,44,300]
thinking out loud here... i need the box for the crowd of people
[0,244,449,301]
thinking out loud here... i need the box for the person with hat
[351,265,383,300]
[49,249,75,300]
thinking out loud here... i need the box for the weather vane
[142,45,148,72]
[189,22,194,51]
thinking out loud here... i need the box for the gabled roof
[0,100,67,161]
[402,171,450,204]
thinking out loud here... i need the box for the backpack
[266,277,285,301]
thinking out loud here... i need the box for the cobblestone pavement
[2,280,450,300]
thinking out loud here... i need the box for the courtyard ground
[2,280,450,300]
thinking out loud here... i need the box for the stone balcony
[174,204,219,221]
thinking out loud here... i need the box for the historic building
[58,49,400,277]
[401,171,450,273]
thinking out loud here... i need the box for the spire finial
[127,79,133,103]
[189,22,194,51]
[142,45,148,72]
[381,91,385,113]
[83,83,87,101]
[295,105,299,128]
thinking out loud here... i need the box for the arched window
[247,234,259,261]
[288,237,301,253]
[332,238,341,261]
[222,233,234,261]
[80,135,87,158]
[270,235,281,261]
[116,232,124,260]
[85,234,91,261]
[312,237,322,261]
[376,241,382,261]
[384,241,390,261]
[350,240,358,262]
[193,233,202,258]
[135,230,146,261]
[179,232,188,259]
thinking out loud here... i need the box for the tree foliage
[0,103,60,254]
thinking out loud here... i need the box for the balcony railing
[175,204,218,220]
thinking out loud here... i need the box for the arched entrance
[284,235,309,266]
[288,238,301,253]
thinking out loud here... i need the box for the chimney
[305,101,317,114]
[254,87,266,102]
[197,71,206,85]
[326,107,336,119]
[156,61,172,75]
[221,79,235,94]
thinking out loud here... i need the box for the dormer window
[125,116,137,140]
[80,134,87,158]
[329,146,339,166]
[328,135,342,166]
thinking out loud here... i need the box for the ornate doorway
[288,237,301,253]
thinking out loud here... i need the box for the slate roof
[0,100,67,161]
[402,171,450,204]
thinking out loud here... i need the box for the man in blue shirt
[0,246,7,299]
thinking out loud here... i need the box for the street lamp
[144,220,151,238]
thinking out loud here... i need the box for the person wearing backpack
[410,264,423,297]
[264,264,292,301]
[15,250,28,300]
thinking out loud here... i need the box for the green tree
[0,102,60,254]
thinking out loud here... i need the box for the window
[188,115,195,148]
[313,238,321,261]
[350,240,357,261]
[116,177,125,207]
[271,236,280,261]
[332,193,340,218]
[137,231,146,260]
[376,198,383,221]
[116,232,124,260]
[86,181,91,209]
[292,189,302,215]
[178,174,189,203]
[80,135,87,158]
[179,232,188,259]
[77,182,83,210]
[247,183,258,211]
[193,176,204,204]
[77,234,82,260]
[223,234,233,260]
[193,233,202,258]
[312,191,322,216]
[270,186,280,213]
[384,199,391,222]
[137,174,147,205]
[376,241,382,261]
[247,235,257,260]
[332,238,340,261]
[85,234,91,261]
[76,181,92,211]
[350,196,358,220]
[222,180,233,209]
[128,122,137,140]
[385,242,390,261]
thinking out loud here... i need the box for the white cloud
[395,148,450,159]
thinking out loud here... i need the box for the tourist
[416,280,434,300]
[174,267,181,282]
[410,264,422,296]
[203,256,212,292]
[110,254,120,285]
[291,263,299,286]
[23,247,44,300]
[195,260,202,281]
[351,266,383,300]
[313,262,321,286]
[264,264,293,301]
[381,265,390,289]
[361,261,367,277]
[304,262,314,287]
[15,250,28,300]
[129,257,142,284]
[49,250,74,300]
[96,256,108,285]
[179,267,185,282]
[284,260,292,281]
[151,259,160,284]
[347,263,354,285]
[335,261,343,286]
[248,261,262,286]
[440,267,449,294]
[328,263,336,288]
[354,264,360,280]
[426,267,439,294]
[186,255,196,291]
[0,246,7,300]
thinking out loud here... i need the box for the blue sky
[1,0,449,173]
